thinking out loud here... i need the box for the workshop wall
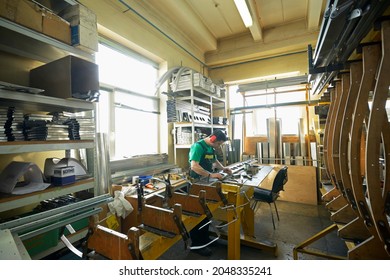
[79,0,315,163]
[209,52,308,84]
[79,0,208,160]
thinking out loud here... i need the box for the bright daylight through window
[95,43,159,159]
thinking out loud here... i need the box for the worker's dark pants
[190,217,210,246]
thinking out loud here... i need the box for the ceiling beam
[307,0,323,31]
[248,0,263,42]
[206,19,318,66]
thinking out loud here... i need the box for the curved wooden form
[322,83,344,207]
[339,62,362,210]
[326,83,341,186]
[303,18,390,261]
[323,87,335,180]
[331,73,350,196]
[333,62,373,236]
[347,44,389,258]
[350,44,381,227]
[365,20,390,257]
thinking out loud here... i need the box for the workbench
[192,164,277,259]
[86,165,279,260]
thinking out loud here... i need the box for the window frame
[95,40,160,160]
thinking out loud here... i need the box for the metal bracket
[330,1,354,19]
[173,214,191,250]
[215,183,229,206]
[349,8,362,20]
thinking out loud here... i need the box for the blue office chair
[251,166,288,229]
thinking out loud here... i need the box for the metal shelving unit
[0,7,101,259]
[170,69,228,165]
[0,89,97,212]
[0,17,94,63]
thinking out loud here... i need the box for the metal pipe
[230,100,320,114]
[117,0,206,67]
[19,208,102,241]
[0,194,112,230]
[244,88,308,97]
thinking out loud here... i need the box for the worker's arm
[191,160,223,179]
[213,159,233,175]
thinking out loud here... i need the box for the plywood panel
[258,164,318,205]
[244,136,267,155]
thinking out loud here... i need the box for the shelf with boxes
[166,68,228,165]
[0,89,97,212]
[0,1,97,63]
[0,1,102,259]
[0,89,98,258]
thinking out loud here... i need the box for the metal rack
[0,7,103,259]
[308,0,390,95]
[169,68,228,166]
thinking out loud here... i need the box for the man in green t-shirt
[188,130,232,256]
[188,130,232,180]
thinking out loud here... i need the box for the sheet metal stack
[2,107,24,142]
[24,114,55,141]
[166,99,177,123]
[0,109,95,142]
[0,107,6,142]
[166,99,210,124]
[169,68,224,96]
[54,112,95,140]
[228,139,241,163]
[212,116,228,125]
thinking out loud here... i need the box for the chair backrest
[271,166,288,194]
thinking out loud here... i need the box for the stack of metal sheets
[166,99,177,123]
[167,99,211,124]
[55,112,95,141]
[212,117,228,125]
[4,107,24,141]
[64,118,80,140]
[76,117,95,140]
[0,107,9,142]
[24,114,55,141]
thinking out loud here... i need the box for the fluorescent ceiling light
[234,0,253,27]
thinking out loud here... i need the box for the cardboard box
[59,4,98,52]
[30,55,99,100]
[71,24,98,52]
[42,10,71,44]
[0,0,42,32]
[53,166,75,177]
[51,175,76,186]
[59,3,97,31]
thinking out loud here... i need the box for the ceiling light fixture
[234,0,253,28]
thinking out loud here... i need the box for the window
[95,43,159,159]
[229,84,308,137]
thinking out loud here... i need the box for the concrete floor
[159,200,348,260]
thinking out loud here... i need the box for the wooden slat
[365,20,390,257]
[323,86,336,181]
[331,73,350,195]
[349,44,383,237]
[339,62,362,211]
